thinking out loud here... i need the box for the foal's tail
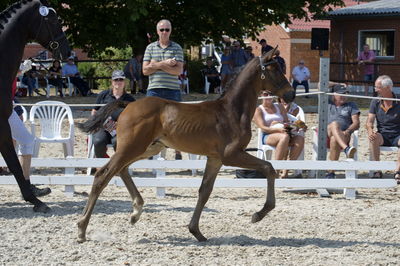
[77,100,130,134]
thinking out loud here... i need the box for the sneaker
[325,172,336,179]
[344,146,356,158]
[30,185,51,197]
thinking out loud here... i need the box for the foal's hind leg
[189,157,222,242]
[222,151,278,223]
[119,141,166,225]
[119,167,144,225]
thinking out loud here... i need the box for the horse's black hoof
[33,202,51,213]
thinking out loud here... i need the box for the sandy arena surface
[1,94,399,265]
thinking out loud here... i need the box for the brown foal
[77,48,295,242]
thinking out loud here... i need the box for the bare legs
[266,133,304,178]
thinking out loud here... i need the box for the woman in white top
[253,90,305,178]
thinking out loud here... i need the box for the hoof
[251,212,262,223]
[33,202,51,213]
[77,236,86,243]
[130,215,140,225]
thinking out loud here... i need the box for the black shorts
[382,134,400,147]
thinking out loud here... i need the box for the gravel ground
[1,95,399,265]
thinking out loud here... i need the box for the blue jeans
[146,88,182,102]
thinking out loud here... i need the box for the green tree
[0,0,345,55]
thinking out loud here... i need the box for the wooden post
[316,57,329,178]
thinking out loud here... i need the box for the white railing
[0,158,396,199]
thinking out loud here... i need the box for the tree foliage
[0,0,345,55]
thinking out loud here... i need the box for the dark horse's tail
[77,100,130,134]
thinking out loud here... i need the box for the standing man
[124,54,143,94]
[142,19,184,159]
[366,75,400,182]
[259,39,273,54]
[357,44,376,96]
[230,41,248,71]
[291,60,311,96]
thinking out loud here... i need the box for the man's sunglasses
[159,28,170,32]
[114,78,124,82]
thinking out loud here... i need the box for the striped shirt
[143,41,184,90]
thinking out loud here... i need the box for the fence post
[64,155,75,197]
[155,157,166,198]
[316,57,330,178]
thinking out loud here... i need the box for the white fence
[0,158,396,200]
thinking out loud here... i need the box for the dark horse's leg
[189,157,222,241]
[0,120,49,212]
[222,151,278,223]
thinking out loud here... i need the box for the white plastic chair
[256,106,305,176]
[86,134,113,175]
[65,77,77,96]
[20,105,28,122]
[44,77,56,98]
[29,101,75,158]
[204,76,210,94]
[311,127,359,178]
[368,146,399,177]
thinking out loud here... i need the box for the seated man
[366,75,400,183]
[202,58,221,93]
[325,84,360,179]
[62,56,91,96]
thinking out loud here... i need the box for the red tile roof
[288,0,366,31]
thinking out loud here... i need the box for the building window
[359,30,395,58]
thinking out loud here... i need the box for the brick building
[328,0,400,84]
[246,0,365,87]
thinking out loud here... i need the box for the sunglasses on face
[159,28,170,32]
[114,78,124,82]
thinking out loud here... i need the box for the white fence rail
[0,158,396,199]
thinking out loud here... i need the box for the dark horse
[78,48,295,242]
[0,0,70,212]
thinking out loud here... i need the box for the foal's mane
[220,56,260,98]
[0,0,35,32]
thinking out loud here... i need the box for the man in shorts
[366,75,400,182]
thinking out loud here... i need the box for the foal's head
[257,48,295,103]
[28,0,70,59]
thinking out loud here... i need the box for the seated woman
[91,70,135,159]
[253,90,305,178]
[48,60,64,97]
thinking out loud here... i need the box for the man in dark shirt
[259,39,273,55]
[366,75,400,182]
[91,70,135,158]
[202,57,221,93]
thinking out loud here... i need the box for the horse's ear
[262,45,278,61]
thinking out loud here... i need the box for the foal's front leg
[222,151,278,223]
[189,157,222,242]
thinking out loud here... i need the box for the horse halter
[258,55,288,89]
[35,6,65,53]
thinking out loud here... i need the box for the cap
[67,56,74,60]
[332,84,349,94]
[259,39,266,44]
[111,70,125,80]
